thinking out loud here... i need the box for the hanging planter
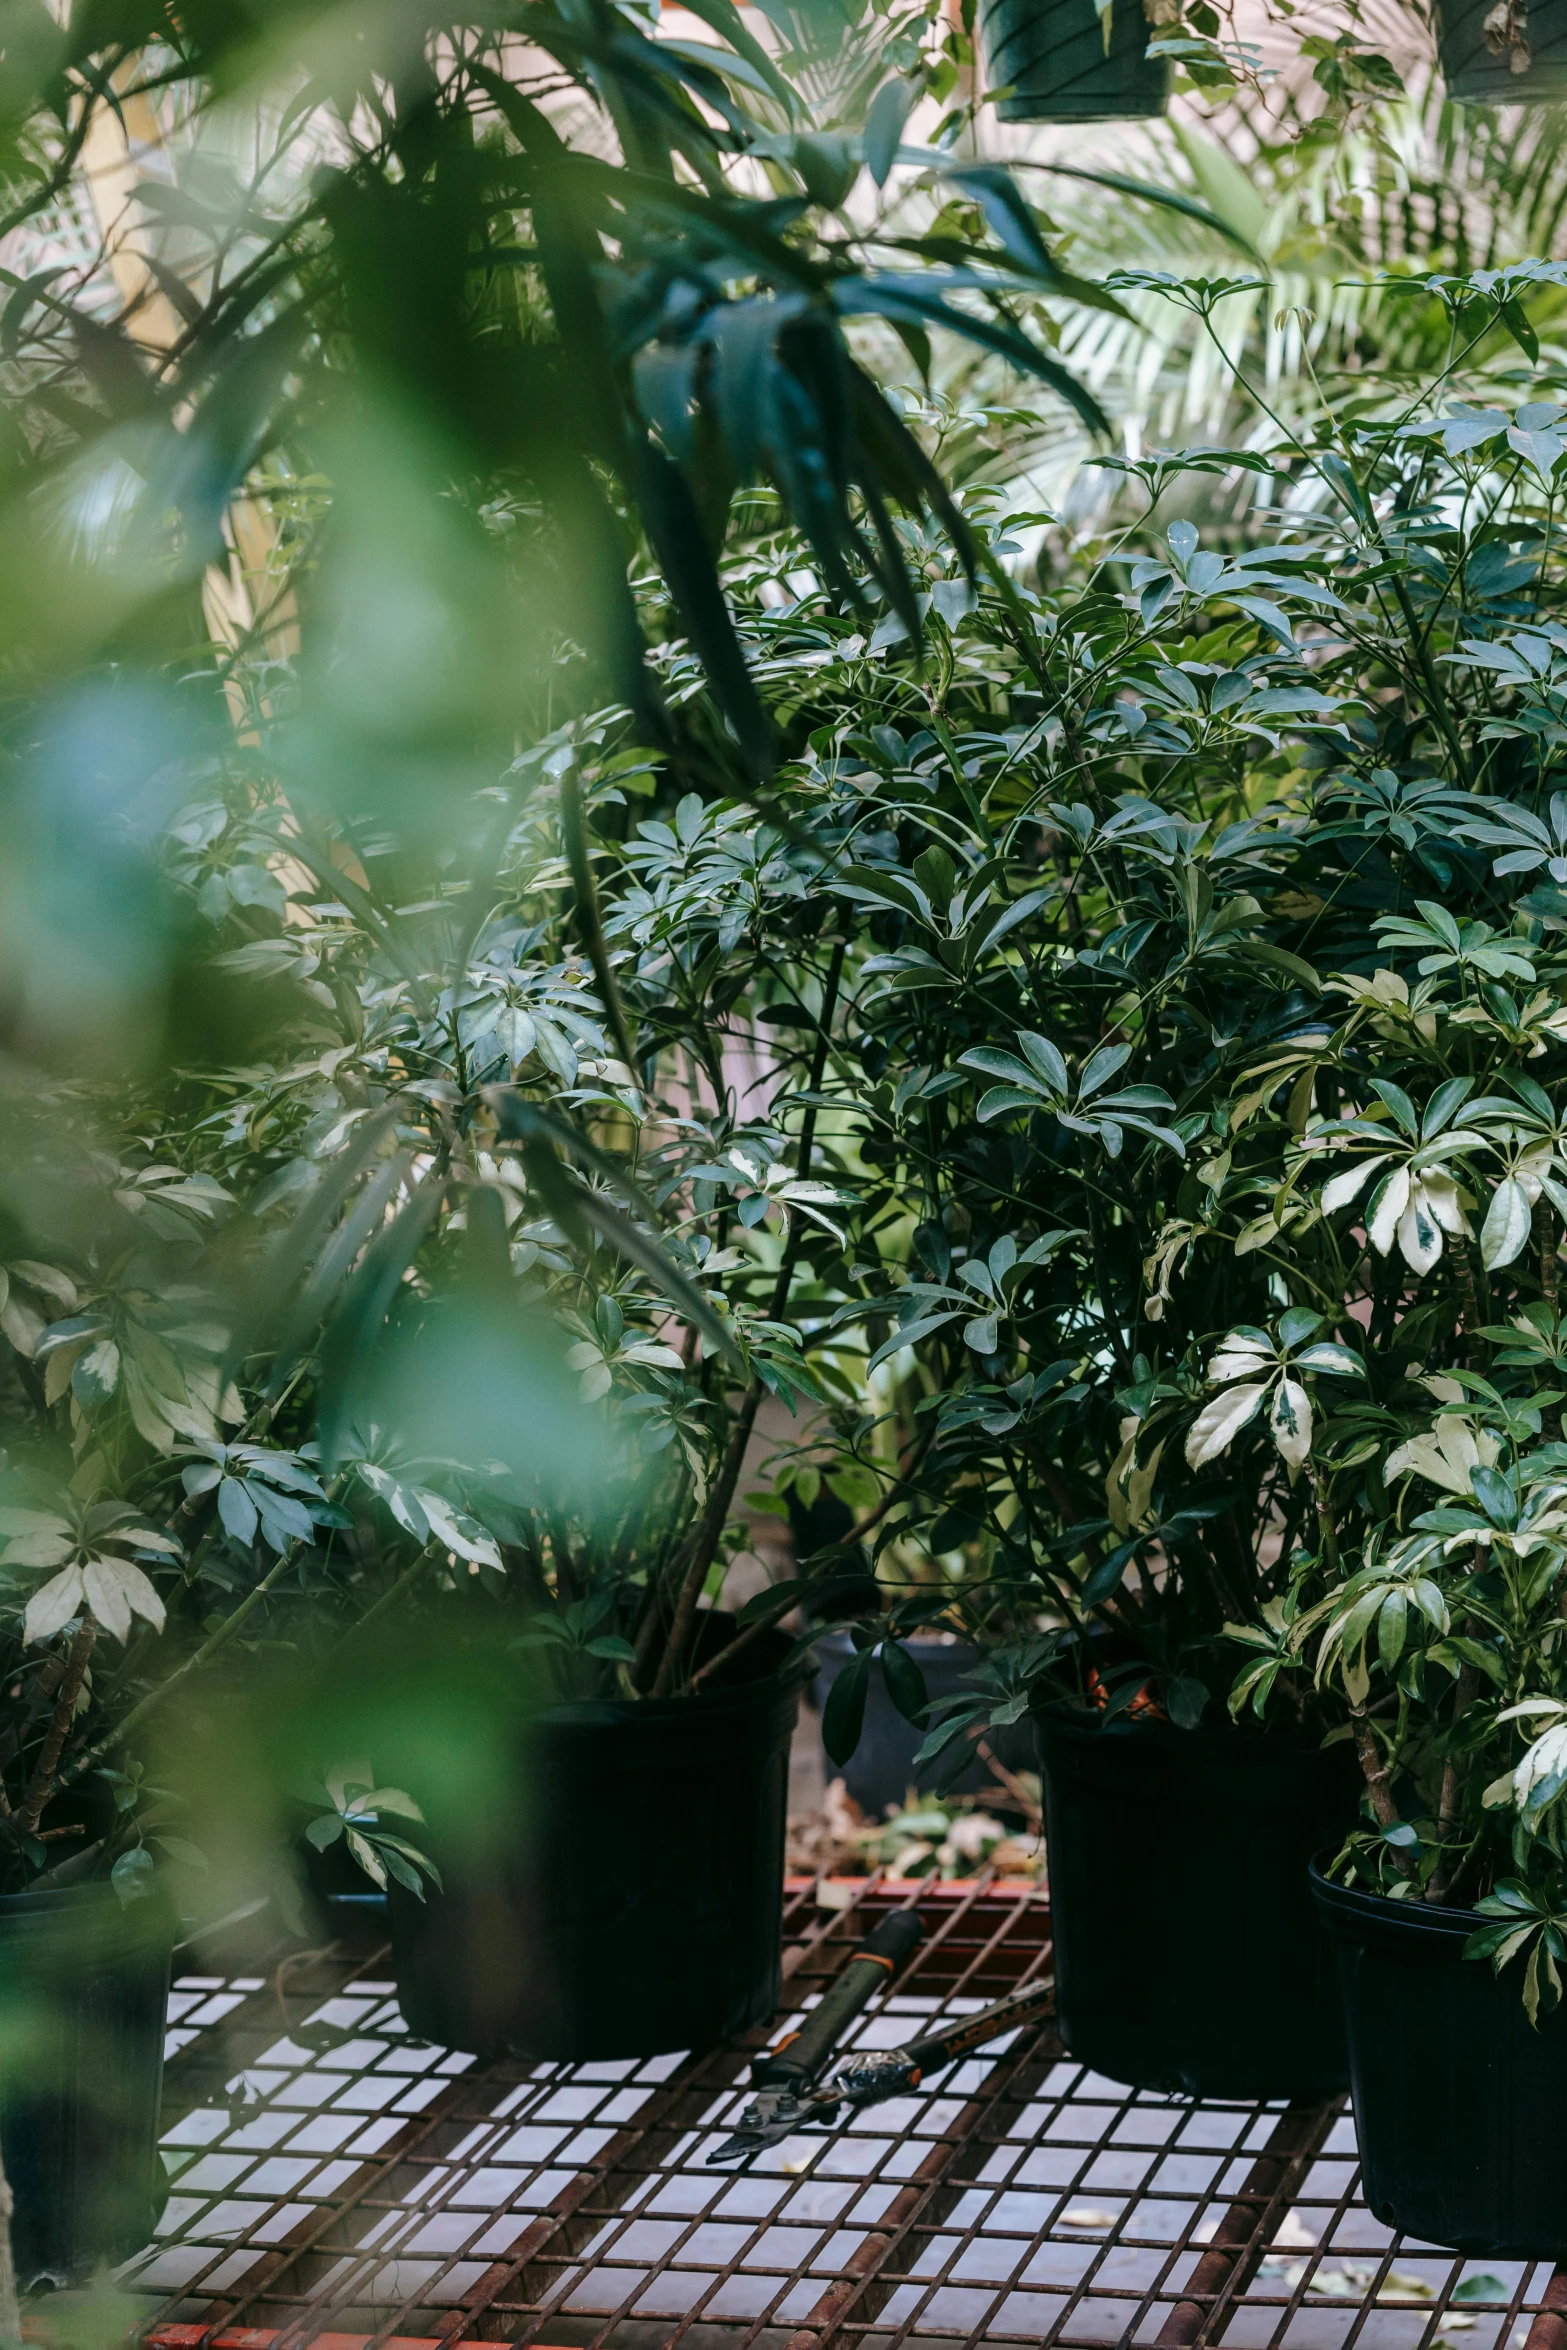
[1311,1867,1567,2257]
[1034,1702,1358,2098]
[389,1622,807,2060]
[0,1879,174,2288]
[978,0,1169,122]
[1435,0,1567,101]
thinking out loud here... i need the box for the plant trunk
[1428,1649,1480,1904]
[19,1618,95,1836]
[1541,1202,1563,1441]
[0,2138,20,2347]
[1352,1709,1419,1883]
[647,938,846,1698]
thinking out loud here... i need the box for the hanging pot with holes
[1311,1865,1567,2256]
[977,0,1169,122]
[1434,0,1567,99]
[0,1877,174,2287]
[1033,1700,1359,2099]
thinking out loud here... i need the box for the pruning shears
[707,1909,924,2166]
[708,1924,1056,2165]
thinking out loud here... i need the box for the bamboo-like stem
[338,1547,441,1650]
[1311,1470,1341,1573]
[1428,1655,1479,1904]
[1539,1203,1563,1442]
[559,767,640,1078]
[1450,1238,1482,1366]
[0,2138,20,2349]
[17,1620,96,1836]
[1542,1201,1561,1314]
[1352,1708,1419,1883]
[649,939,847,1698]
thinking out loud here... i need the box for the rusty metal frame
[136,1877,1567,2350]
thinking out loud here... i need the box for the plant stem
[338,1547,441,1649]
[1450,1239,1482,1364]
[1428,1657,1479,1904]
[1352,1707,1419,1883]
[17,1620,96,1837]
[649,938,846,1698]
[559,766,640,1078]
[0,2139,19,2350]
[688,1582,797,1691]
[1311,1470,1341,1572]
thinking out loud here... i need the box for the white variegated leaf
[1185,1382,1267,1469]
[417,1493,503,1570]
[24,1565,85,1645]
[1397,1189,1443,1274]
[1367,1165,1411,1256]
[1205,1342,1274,1385]
[1420,1170,1468,1236]
[81,1557,165,1641]
[1482,1176,1533,1271]
[1321,1155,1388,1216]
[2,1535,74,1568]
[0,1508,70,1537]
[1269,1377,1312,1467]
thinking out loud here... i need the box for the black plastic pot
[1034,1702,1357,2098]
[811,1631,1035,1819]
[978,0,1168,121]
[390,1627,804,2060]
[0,1880,173,2287]
[1435,0,1567,103]
[1311,1866,1567,2256]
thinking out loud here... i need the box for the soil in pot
[810,1629,1035,1818]
[389,1617,806,2061]
[1435,0,1567,103]
[1035,1700,1358,2099]
[1311,1865,1567,2257]
[0,1879,174,2287]
[978,0,1169,122]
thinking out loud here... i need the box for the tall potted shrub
[670,263,1567,2101]
[173,752,1000,2060]
[0,0,1120,2094]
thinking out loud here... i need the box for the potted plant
[1434,0,1567,102]
[691,492,1382,2095]
[174,754,983,2060]
[0,1165,250,2281]
[652,265,1567,2105]
[978,0,1170,121]
[1299,1334,1567,2250]
[0,0,1140,2105]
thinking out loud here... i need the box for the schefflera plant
[1282,1428,1567,2020]
[1184,898,1567,2008]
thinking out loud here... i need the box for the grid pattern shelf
[128,1876,1567,2350]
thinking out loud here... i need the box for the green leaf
[880,1638,929,1726]
[832,278,1109,437]
[823,1646,872,1766]
[1166,1675,1209,1730]
[1451,2278,1508,2305]
[1499,298,1540,366]
[864,78,916,189]
[317,1176,448,1473]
